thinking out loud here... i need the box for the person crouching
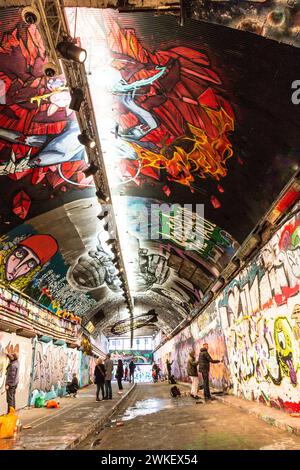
[66,373,79,398]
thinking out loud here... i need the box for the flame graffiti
[131,107,234,187]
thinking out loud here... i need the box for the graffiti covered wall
[30,339,95,404]
[155,303,230,390]
[0,331,32,412]
[218,209,300,412]
[156,208,300,412]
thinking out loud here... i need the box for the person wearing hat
[5,352,20,413]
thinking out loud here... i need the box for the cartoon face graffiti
[286,245,300,279]
[6,246,40,281]
[0,234,58,290]
[274,317,297,386]
[280,222,300,278]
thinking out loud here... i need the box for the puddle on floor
[121,397,194,421]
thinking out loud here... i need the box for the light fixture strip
[32,0,134,313]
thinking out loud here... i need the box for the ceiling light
[78,131,96,149]
[95,189,110,203]
[97,211,108,221]
[83,162,98,177]
[267,178,300,225]
[238,233,261,260]
[69,87,84,112]
[57,40,87,63]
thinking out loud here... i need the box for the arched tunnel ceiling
[0,7,300,337]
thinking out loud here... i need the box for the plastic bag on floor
[46,400,59,409]
[0,407,19,439]
[34,396,45,408]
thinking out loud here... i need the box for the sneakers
[96,398,101,402]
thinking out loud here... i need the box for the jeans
[117,377,123,390]
[129,372,134,383]
[201,370,211,399]
[6,385,17,413]
[105,379,112,399]
[96,382,105,400]
[190,376,199,396]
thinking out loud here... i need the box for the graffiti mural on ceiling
[107,19,236,192]
[107,310,159,336]
[0,200,122,316]
[67,9,300,244]
[190,0,300,48]
[0,8,95,233]
[110,350,153,364]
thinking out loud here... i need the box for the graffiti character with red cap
[0,234,58,290]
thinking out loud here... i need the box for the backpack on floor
[170,386,181,398]
[169,375,177,384]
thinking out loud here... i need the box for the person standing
[198,343,221,401]
[166,358,173,383]
[124,364,129,382]
[129,360,136,383]
[5,352,19,413]
[116,359,124,394]
[152,362,159,383]
[187,350,200,399]
[94,357,106,401]
[104,353,114,400]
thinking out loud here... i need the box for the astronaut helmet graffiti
[4,234,58,282]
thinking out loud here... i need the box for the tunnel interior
[0,6,299,335]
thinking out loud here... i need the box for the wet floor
[78,383,300,450]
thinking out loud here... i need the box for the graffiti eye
[14,249,26,259]
[28,259,37,269]
[278,331,286,350]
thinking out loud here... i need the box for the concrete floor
[78,383,300,450]
[0,383,133,450]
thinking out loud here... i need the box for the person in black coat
[116,359,124,393]
[198,343,222,401]
[129,360,136,383]
[94,358,106,401]
[5,353,19,413]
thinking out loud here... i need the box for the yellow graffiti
[30,86,68,107]
[131,107,234,187]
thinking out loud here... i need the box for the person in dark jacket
[104,353,114,399]
[187,350,200,399]
[124,365,129,381]
[198,343,221,401]
[116,359,124,394]
[129,360,136,383]
[5,352,19,413]
[66,373,79,397]
[94,357,106,401]
[152,362,159,383]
